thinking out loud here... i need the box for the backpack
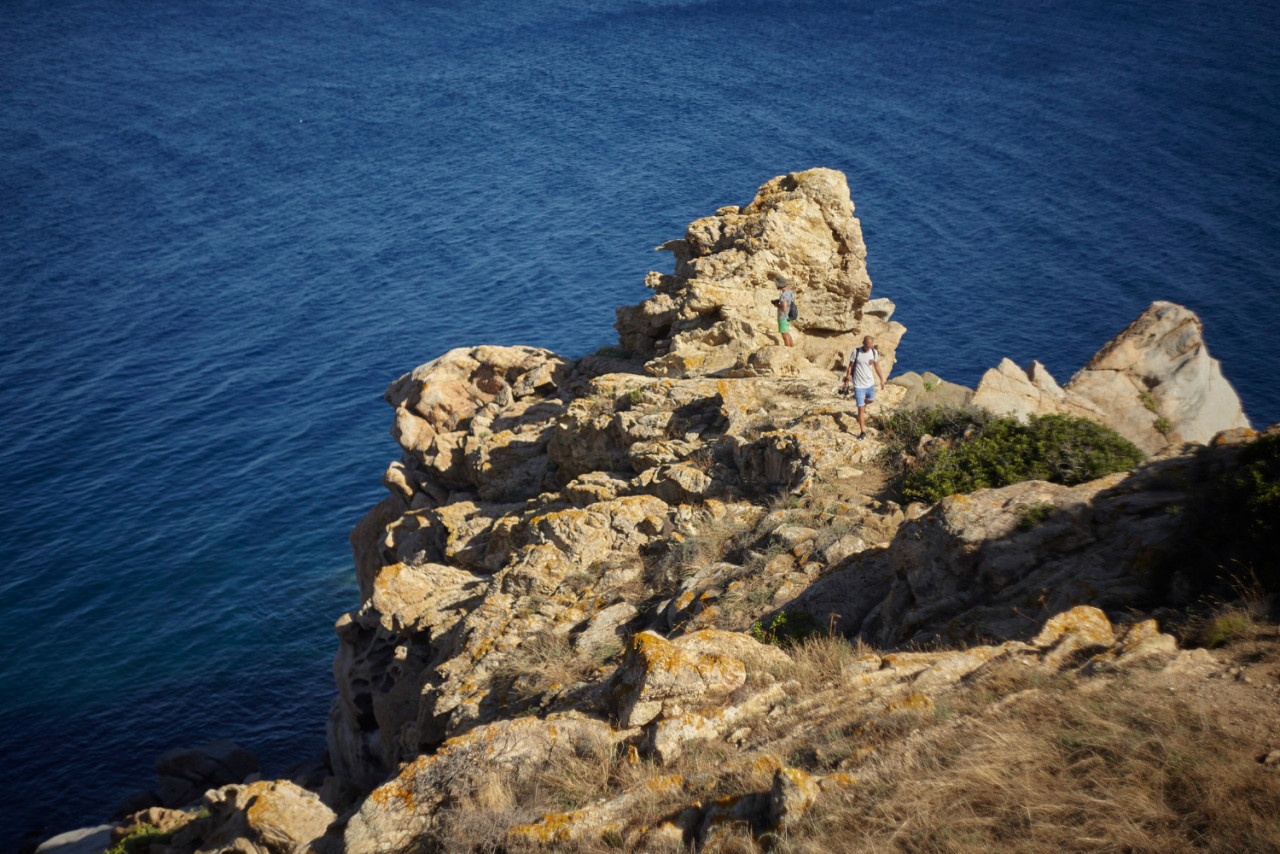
[788,298,798,321]
[851,346,878,370]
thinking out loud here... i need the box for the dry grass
[430,624,1280,854]
[489,630,609,710]
[785,633,877,685]
[766,678,1280,854]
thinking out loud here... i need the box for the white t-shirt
[849,346,878,388]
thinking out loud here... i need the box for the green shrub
[595,345,633,358]
[874,405,994,464]
[106,824,175,854]
[1175,433,1280,598]
[750,609,822,646]
[1197,610,1259,648]
[1017,502,1056,530]
[899,413,1145,503]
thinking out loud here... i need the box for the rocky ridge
[63,170,1278,854]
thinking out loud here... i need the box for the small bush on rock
[875,404,993,462]
[893,412,1144,503]
[1175,432,1280,601]
[750,609,822,646]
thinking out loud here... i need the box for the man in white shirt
[841,335,885,439]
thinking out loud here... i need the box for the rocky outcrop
[344,714,614,854]
[434,605,1207,852]
[615,169,905,379]
[197,780,336,854]
[326,173,926,790]
[786,435,1263,647]
[972,301,1250,453]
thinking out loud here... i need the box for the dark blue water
[3,0,1278,842]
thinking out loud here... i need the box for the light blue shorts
[855,385,875,406]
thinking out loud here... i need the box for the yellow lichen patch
[752,753,784,776]
[367,757,429,812]
[819,772,858,791]
[704,794,744,823]
[508,810,578,845]
[644,774,685,794]
[885,692,934,715]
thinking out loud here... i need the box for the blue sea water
[2,0,1278,843]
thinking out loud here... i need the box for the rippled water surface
[3,0,1278,842]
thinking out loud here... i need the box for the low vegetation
[106,824,176,854]
[875,406,1145,503]
[1176,433,1280,600]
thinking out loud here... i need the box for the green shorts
[778,316,791,334]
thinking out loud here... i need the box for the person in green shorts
[774,277,795,347]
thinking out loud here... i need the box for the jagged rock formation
[972,301,1250,453]
[615,168,905,379]
[326,172,919,791]
[327,343,904,790]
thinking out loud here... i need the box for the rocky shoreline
[39,170,1279,854]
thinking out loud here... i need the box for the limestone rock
[344,715,613,854]
[890,371,974,409]
[1030,605,1117,669]
[768,766,821,830]
[972,302,1250,453]
[609,631,748,727]
[507,774,685,847]
[972,358,1091,422]
[384,345,571,499]
[614,169,905,379]
[197,780,336,854]
[34,826,114,854]
[572,601,638,654]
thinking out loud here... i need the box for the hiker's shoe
[857,432,867,440]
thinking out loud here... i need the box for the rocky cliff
[76,170,1279,854]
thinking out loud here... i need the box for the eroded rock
[973,302,1250,453]
[615,169,904,379]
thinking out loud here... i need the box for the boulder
[890,371,974,409]
[33,826,114,854]
[768,767,821,830]
[344,714,613,854]
[609,631,748,727]
[197,780,336,854]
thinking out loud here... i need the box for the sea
[2,0,1278,844]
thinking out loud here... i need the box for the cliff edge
[81,171,1278,854]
